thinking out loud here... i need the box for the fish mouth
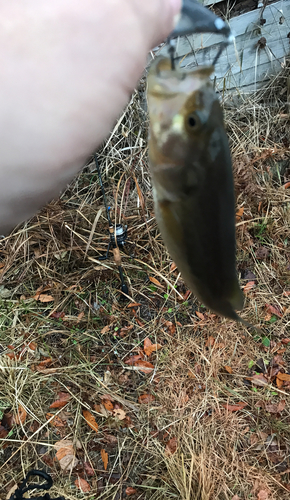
[171,0,231,39]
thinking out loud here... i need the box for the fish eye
[188,114,197,127]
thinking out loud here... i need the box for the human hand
[0,0,181,234]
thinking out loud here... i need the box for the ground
[0,60,290,500]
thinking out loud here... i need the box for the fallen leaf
[276,372,290,382]
[54,439,80,471]
[170,262,177,272]
[265,304,283,318]
[276,376,284,389]
[101,449,108,470]
[144,338,162,357]
[126,487,137,496]
[83,410,98,433]
[46,413,64,427]
[49,392,71,409]
[224,366,233,374]
[281,338,290,344]
[28,341,37,351]
[124,354,143,365]
[149,276,163,287]
[102,399,114,412]
[84,462,95,476]
[132,360,154,373]
[138,394,155,404]
[256,246,270,260]
[34,294,54,303]
[265,400,285,414]
[222,402,248,412]
[257,490,268,500]
[37,357,52,366]
[6,485,18,500]
[127,303,141,308]
[250,374,268,387]
[243,281,256,294]
[51,311,65,319]
[14,405,27,425]
[165,437,178,455]
[0,425,8,438]
[113,408,126,420]
[101,324,111,334]
[131,308,145,327]
[196,311,205,320]
[232,496,240,500]
[236,206,244,221]
[205,336,215,347]
[183,290,191,301]
[75,478,90,493]
[283,181,290,189]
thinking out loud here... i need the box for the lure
[147,57,247,323]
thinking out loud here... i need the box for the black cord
[9,470,65,500]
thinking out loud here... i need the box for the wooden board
[159,0,290,94]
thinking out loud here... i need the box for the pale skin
[0,0,181,234]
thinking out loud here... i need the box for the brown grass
[0,62,290,500]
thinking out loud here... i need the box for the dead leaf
[224,366,233,374]
[83,410,98,433]
[236,206,244,221]
[34,294,54,302]
[196,311,205,320]
[127,303,141,308]
[232,496,240,500]
[102,399,114,412]
[256,246,270,260]
[276,376,284,389]
[14,405,27,425]
[249,374,268,387]
[28,341,37,351]
[46,413,64,427]
[257,490,268,500]
[75,478,90,493]
[265,400,285,414]
[138,394,155,404]
[132,360,154,373]
[144,337,162,357]
[149,276,163,287]
[84,462,95,476]
[0,425,8,438]
[283,181,290,189]
[222,402,248,412]
[101,448,108,470]
[276,372,290,381]
[124,354,143,365]
[113,408,126,420]
[126,487,137,496]
[265,303,283,318]
[54,439,80,471]
[101,324,111,334]
[165,437,178,456]
[6,485,18,500]
[243,281,256,294]
[170,262,177,272]
[205,336,215,347]
[49,392,71,409]
[281,338,290,344]
[37,357,52,367]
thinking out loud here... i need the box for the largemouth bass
[147,57,245,322]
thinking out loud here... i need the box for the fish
[146,57,247,324]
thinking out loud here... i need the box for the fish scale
[147,57,250,324]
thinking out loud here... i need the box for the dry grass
[0,62,290,500]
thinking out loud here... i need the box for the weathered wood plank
[159,0,290,93]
